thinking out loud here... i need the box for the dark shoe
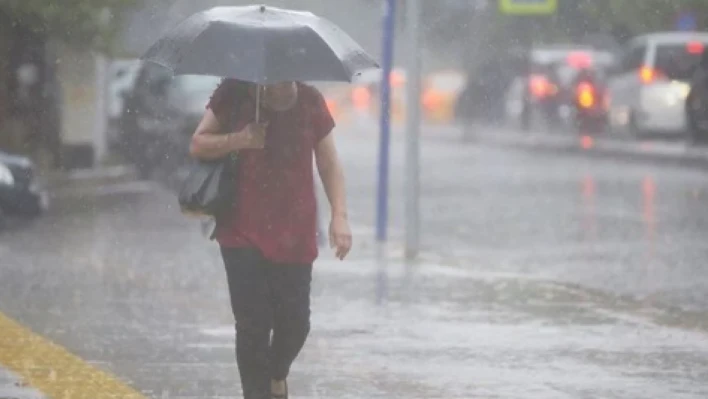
[271,379,288,399]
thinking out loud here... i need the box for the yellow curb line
[0,311,146,399]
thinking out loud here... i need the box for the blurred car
[543,51,616,132]
[565,66,611,133]
[421,70,467,124]
[118,63,221,176]
[497,45,617,130]
[345,67,409,124]
[0,151,48,220]
[335,67,463,125]
[107,59,142,152]
[606,32,708,138]
[163,74,223,136]
[685,50,708,143]
[458,45,612,124]
[457,49,528,124]
[108,59,141,122]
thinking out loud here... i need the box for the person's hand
[229,121,268,150]
[329,214,352,260]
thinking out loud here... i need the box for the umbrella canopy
[142,5,379,84]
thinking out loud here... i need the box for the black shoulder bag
[177,81,247,234]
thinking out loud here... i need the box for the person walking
[189,79,352,399]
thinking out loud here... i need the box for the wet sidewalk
[2,132,708,397]
[301,255,708,398]
[2,189,708,399]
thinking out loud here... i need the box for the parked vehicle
[107,59,141,150]
[118,62,221,177]
[490,45,616,130]
[340,67,464,125]
[457,49,527,124]
[108,59,142,122]
[0,151,49,222]
[568,67,609,133]
[606,32,708,138]
[685,50,708,144]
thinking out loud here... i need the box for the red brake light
[581,135,594,150]
[390,70,405,88]
[351,86,371,110]
[529,74,552,98]
[422,92,443,111]
[687,41,704,54]
[567,52,593,69]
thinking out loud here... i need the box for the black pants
[221,247,312,399]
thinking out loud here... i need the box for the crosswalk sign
[499,0,557,15]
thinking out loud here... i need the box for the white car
[108,59,142,121]
[607,32,708,137]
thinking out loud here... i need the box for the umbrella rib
[144,58,175,73]
[309,24,352,81]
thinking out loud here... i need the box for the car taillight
[639,66,665,84]
[390,70,405,88]
[567,51,593,69]
[422,89,443,110]
[351,86,371,110]
[576,82,595,108]
[687,41,704,54]
[529,74,552,98]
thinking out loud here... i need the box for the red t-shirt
[207,80,334,265]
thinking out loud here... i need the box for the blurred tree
[561,0,708,41]
[417,0,708,65]
[0,0,142,162]
[1,0,141,50]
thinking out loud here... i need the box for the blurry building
[0,7,62,167]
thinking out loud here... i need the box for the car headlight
[671,81,691,100]
[680,84,691,100]
[0,163,14,186]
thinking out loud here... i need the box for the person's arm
[189,109,266,160]
[308,85,351,259]
[190,78,266,160]
[315,134,348,219]
[315,134,352,259]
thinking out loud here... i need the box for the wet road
[2,126,708,398]
[341,126,708,311]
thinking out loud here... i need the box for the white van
[607,32,708,137]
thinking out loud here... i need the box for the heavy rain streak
[2,1,708,398]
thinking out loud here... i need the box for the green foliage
[570,0,708,35]
[1,0,141,50]
[421,0,708,48]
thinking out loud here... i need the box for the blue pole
[376,0,396,243]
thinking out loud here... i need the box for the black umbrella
[141,4,379,84]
